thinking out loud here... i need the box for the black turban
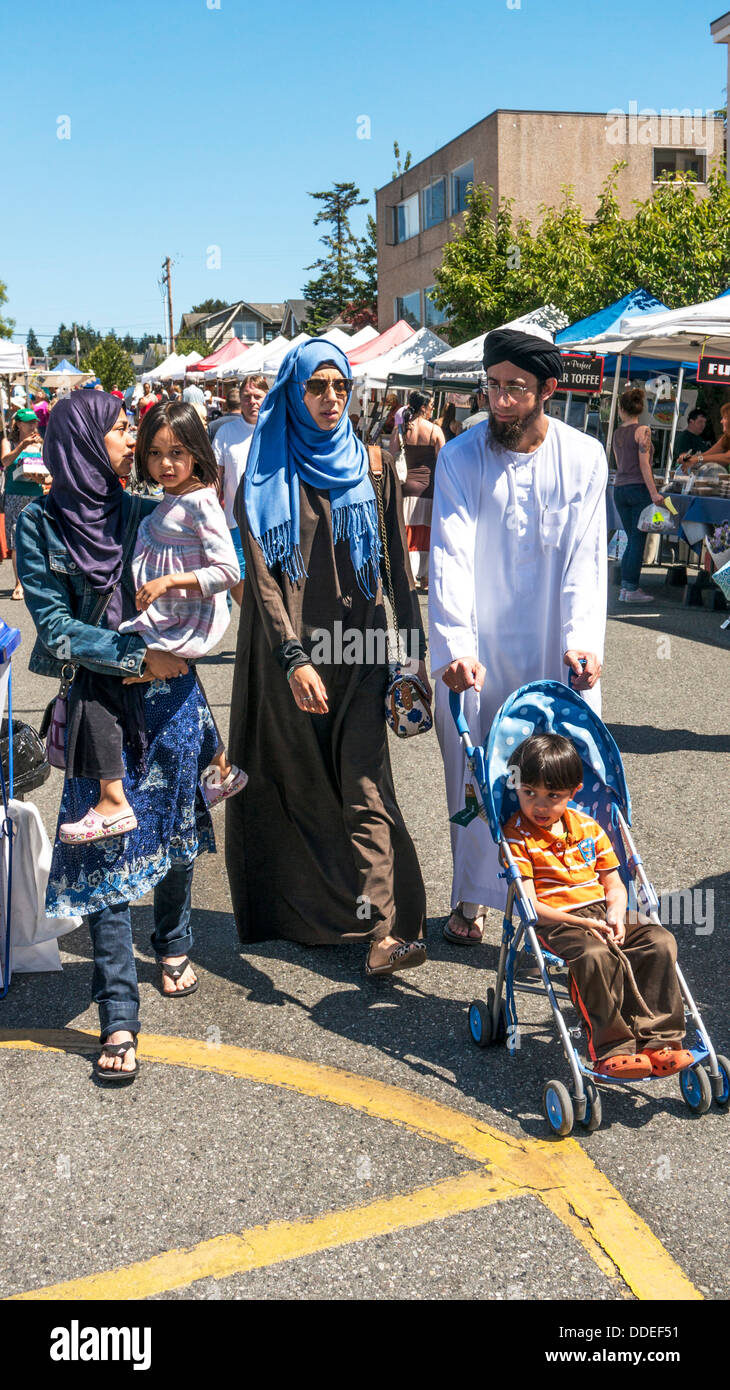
[483,328,562,381]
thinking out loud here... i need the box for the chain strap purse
[369,447,432,739]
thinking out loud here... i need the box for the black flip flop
[93,1039,139,1085]
[160,956,199,998]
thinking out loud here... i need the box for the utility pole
[72,322,80,368]
[162,257,175,353]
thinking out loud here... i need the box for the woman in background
[391,390,444,592]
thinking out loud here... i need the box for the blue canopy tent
[557,288,724,464]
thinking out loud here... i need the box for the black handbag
[0,718,51,798]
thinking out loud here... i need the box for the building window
[653,148,707,182]
[393,192,419,243]
[422,178,446,229]
[423,288,447,328]
[451,159,474,214]
[394,291,421,328]
[233,320,261,341]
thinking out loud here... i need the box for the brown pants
[537,902,685,1062]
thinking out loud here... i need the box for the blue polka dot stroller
[449,680,729,1135]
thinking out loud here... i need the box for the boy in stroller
[504,732,693,1081]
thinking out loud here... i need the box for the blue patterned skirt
[46,672,218,918]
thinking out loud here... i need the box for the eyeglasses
[485,379,533,401]
[304,377,353,398]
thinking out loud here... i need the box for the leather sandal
[159,956,198,997]
[93,1038,139,1085]
[365,941,427,978]
[443,905,484,945]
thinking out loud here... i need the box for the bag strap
[368,447,402,665]
[63,493,142,684]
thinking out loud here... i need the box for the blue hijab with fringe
[244,338,379,596]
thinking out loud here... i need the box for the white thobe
[429,417,607,910]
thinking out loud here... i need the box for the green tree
[175,334,211,358]
[26,327,43,358]
[81,336,135,391]
[50,321,101,359]
[391,141,412,181]
[345,212,378,328]
[0,279,14,339]
[302,182,368,332]
[432,161,730,341]
[191,298,229,315]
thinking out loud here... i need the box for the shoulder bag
[39,495,142,769]
[369,447,432,739]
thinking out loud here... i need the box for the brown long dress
[225,450,427,946]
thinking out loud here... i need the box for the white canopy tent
[427,306,568,384]
[344,325,378,350]
[141,352,187,382]
[353,327,451,389]
[0,343,29,376]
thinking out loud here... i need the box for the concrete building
[376,107,725,332]
[711,10,730,177]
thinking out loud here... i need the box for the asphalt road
[0,563,728,1304]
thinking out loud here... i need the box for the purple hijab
[44,391,128,626]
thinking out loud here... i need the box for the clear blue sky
[2,0,727,344]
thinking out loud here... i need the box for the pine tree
[302,183,368,332]
[26,327,43,358]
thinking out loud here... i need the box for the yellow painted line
[0,1029,702,1301]
[8,1169,517,1301]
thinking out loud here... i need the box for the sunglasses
[303,377,353,398]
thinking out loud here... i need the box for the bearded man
[429,327,608,943]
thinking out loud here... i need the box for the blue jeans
[614,482,651,590]
[86,862,195,1040]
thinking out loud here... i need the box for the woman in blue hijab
[226,338,429,975]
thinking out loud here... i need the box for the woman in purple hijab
[16,391,219,1085]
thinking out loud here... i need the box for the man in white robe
[429,328,607,941]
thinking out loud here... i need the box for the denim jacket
[16,490,158,681]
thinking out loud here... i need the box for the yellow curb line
[0,1029,701,1302]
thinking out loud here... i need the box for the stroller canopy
[484,681,631,843]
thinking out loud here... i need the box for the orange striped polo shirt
[503,807,620,910]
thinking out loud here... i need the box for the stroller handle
[449,690,476,754]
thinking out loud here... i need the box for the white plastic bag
[638,502,676,534]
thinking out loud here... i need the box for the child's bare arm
[136,572,202,610]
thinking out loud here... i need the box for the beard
[489,400,543,452]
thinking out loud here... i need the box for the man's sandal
[93,1038,139,1085]
[443,905,484,945]
[365,941,427,978]
[159,957,198,998]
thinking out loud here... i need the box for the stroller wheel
[579,1080,602,1132]
[679,1063,712,1115]
[711,1055,730,1109]
[468,1000,492,1048]
[542,1079,574,1137]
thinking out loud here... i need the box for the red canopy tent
[346,320,415,366]
[188,337,252,373]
